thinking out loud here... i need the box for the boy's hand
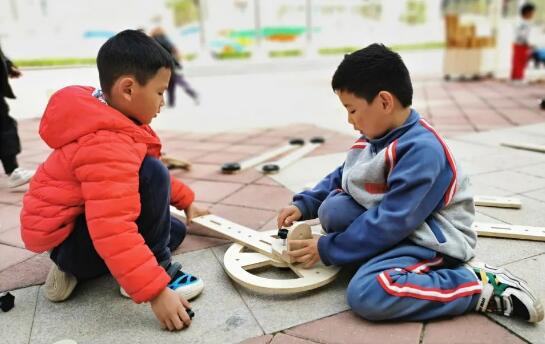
[150,288,192,331]
[184,204,210,225]
[277,205,302,228]
[288,235,321,268]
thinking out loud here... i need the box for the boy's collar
[366,109,420,150]
[92,88,108,105]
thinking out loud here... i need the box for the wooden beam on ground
[474,195,522,209]
[257,137,325,174]
[472,222,545,241]
[221,138,304,174]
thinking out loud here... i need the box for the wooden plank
[474,195,522,209]
[271,223,312,264]
[221,140,304,174]
[170,206,276,258]
[256,139,324,174]
[500,142,545,154]
[472,222,545,241]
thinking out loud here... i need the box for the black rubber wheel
[289,138,305,145]
[221,162,241,173]
[262,164,280,173]
[310,136,325,144]
[277,228,288,239]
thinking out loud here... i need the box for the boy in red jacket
[20,30,208,331]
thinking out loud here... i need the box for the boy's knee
[347,273,390,321]
[318,191,366,233]
[140,156,169,185]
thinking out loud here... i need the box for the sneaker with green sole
[471,262,544,323]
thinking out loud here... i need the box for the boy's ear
[117,76,136,101]
[377,91,394,112]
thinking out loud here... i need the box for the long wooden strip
[500,142,545,154]
[170,206,276,258]
[221,140,303,173]
[474,195,522,209]
[257,141,324,174]
[472,222,545,241]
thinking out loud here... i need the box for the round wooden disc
[223,230,340,294]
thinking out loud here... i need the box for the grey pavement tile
[515,164,545,179]
[457,124,545,147]
[471,183,517,198]
[470,171,545,194]
[474,235,545,267]
[517,122,545,135]
[489,253,545,344]
[268,153,345,193]
[211,245,353,335]
[29,249,263,344]
[0,286,39,344]
[460,149,545,176]
[523,188,545,203]
[239,334,274,344]
[474,195,545,227]
[474,211,508,224]
[445,139,500,161]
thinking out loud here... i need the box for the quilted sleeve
[170,176,195,210]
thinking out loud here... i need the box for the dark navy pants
[318,191,481,321]
[50,156,187,280]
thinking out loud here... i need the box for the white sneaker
[44,264,78,302]
[7,168,34,188]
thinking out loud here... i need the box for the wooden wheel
[223,230,340,294]
[170,207,340,294]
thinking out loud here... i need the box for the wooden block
[500,142,545,154]
[474,195,522,209]
[472,222,545,241]
[271,223,312,264]
[161,154,192,170]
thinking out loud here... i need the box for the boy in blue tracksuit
[277,44,543,323]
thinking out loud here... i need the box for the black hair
[331,43,413,107]
[521,2,536,17]
[97,29,174,94]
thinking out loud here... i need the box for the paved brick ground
[1,79,544,343]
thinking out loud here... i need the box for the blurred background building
[1,1,541,69]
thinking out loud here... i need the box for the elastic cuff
[291,201,309,220]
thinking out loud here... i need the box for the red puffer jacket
[20,86,195,303]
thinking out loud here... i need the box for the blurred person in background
[0,43,34,188]
[511,2,536,81]
[150,27,199,107]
